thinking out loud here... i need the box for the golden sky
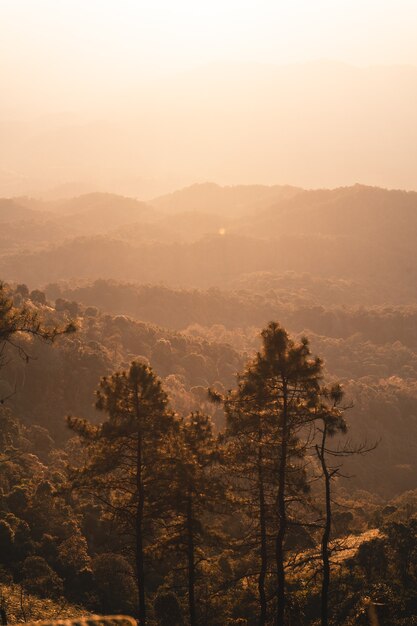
[2,0,417,114]
[2,1,417,196]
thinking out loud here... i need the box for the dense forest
[1,184,417,625]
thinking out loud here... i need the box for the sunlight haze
[3,4,417,624]
[2,0,417,195]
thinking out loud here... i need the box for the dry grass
[1,584,88,624]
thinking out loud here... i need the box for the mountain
[0,198,42,222]
[151,182,301,215]
[2,183,417,302]
[54,193,156,234]
[240,184,417,241]
[52,192,152,216]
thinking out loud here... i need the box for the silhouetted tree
[168,412,224,626]
[0,281,75,397]
[213,322,323,625]
[154,591,183,626]
[315,384,347,626]
[67,361,176,625]
[315,384,375,626]
[386,519,417,588]
[212,366,278,626]
[92,553,137,615]
[253,323,322,626]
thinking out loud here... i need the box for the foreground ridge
[15,616,136,626]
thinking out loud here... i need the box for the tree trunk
[275,380,288,626]
[187,486,197,626]
[258,426,268,626]
[136,431,146,625]
[134,380,146,625]
[0,600,8,626]
[317,427,331,626]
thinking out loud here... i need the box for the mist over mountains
[3,62,417,197]
[1,182,416,304]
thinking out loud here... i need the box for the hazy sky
[2,0,417,114]
[2,1,417,195]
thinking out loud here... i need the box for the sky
[2,0,417,195]
[2,0,417,114]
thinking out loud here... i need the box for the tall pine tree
[215,323,323,625]
[68,361,176,625]
[162,412,226,626]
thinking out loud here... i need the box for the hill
[0,198,42,223]
[240,184,417,241]
[0,280,415,498]
[2,584,87,625]
[1,184,417,302]
[151,182,301,215]
[2,290,242,443]
[2,280,417,622]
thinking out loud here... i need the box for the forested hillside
[2,184,417,624]
[1,184,417,301]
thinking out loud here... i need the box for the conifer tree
[214,365,278,626]
[254,323,322,626]
[315,384,346,626]
[0,281,75,400]
[166,412,225,626]
[213,322,323,625]
[315,384,374,626]
[67,361,176,625]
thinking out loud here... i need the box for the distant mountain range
[0,182,416,304]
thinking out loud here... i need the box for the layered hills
[1,182,417,497]
[0,183,416,302]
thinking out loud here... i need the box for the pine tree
[213,322,323,625]
[254,323,322,626]
[67,361,176,625]
[166,412,225,626]
[315,384,374,626]
[214,365,278,626]
[315,384,346,626]
[0,281,75,401]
